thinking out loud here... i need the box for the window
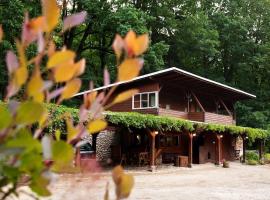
[132,91,158,109]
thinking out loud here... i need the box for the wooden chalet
[75,67,259,170]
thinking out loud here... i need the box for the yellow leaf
[87,119,107,134]
[113,89,138,104]
[0,24,3,42]
[66,118,78,142]
[27,68,44,102]
[112,165,124,184]
[47,50,75,68]
[14,66,28,87]
[55,129,61,141]
[116,174,134,199]
[16,40,27,69]
[60,78,81,100]
[39,109,48,127]
[118,58,143,81]
[134,34,149,56]
[53,61,77,82]
[42,0,60,32]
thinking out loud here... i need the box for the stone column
[149,131,157,171]
[215,134,222,165]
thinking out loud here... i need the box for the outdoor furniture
[175,155,189,167]
[138,152,149,166]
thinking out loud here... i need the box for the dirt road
[17,162,270,200]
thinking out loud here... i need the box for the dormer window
[132,91,159,109]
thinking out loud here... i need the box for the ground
[17,162,270,200]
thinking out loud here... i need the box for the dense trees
[1,0,270,129]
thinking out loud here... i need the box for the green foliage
[42,103,270,141]
[264,153,270,163]
[247,159,258,165]
[246,151,259,161]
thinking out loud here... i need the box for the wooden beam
[242,135,246,163]
[190,91,206,112]
[219,98,232,117]
[215,134,222,165]
[258,139,263,160]
[149,131,157,171]
[92,133,98,153]
[188,133,193,168]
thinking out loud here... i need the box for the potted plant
[222,159,230,168]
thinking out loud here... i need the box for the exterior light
[220,135,223,138]
[245,136,248,139]
[192,133,196,137]
[212,141,216,144]
[154,131,159,135]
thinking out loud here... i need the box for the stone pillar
[188,133,193,168]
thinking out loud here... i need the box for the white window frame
[132,91,159,110]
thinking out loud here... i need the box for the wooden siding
[159,108,187,119]
[188,112,204,122]
[204,112,235,125]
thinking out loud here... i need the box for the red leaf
[6,51,19,74]
[103,68,110,86]
[63,11,87,32]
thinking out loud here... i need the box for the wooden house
[75,67,257,169]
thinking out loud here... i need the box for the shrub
[246,151,259,161]
[264,153,270,164]
[247,159,258,165]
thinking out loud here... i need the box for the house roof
[74,67,256,99]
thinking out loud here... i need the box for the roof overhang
[74,67,256,100]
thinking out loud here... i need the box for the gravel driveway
[16,162,270,200]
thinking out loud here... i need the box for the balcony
[159,108,235,125]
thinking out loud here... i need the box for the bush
[246,151,259,161]
[264,153,270,164]
[247,159,258,165]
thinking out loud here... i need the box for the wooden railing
[158,108,235,125]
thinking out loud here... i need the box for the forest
[1,0,270,130]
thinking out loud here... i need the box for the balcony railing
[159,108,235,125]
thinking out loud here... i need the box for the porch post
[188,133,193,168]
[215,134,222,165]
[149,131,157,171]
[242,135,246,163]
[258,139,263,161]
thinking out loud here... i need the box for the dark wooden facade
[75,68,255,168]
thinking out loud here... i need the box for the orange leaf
[53,61,77,82]
[87,119,107,134]
[27,68,44,102]
[74,59,86,77]
[47,50,75,68]
[42,0,60,32]
[134,34,149,56]
[116,174,134,199]
[48,41,56,57]
[60,78,81,100]
[84,91,97,109]
[0,24,3,42]
[117,58,143,81]
[113,89,138,104]
[16,40,27,69]
[29,16,46,33]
